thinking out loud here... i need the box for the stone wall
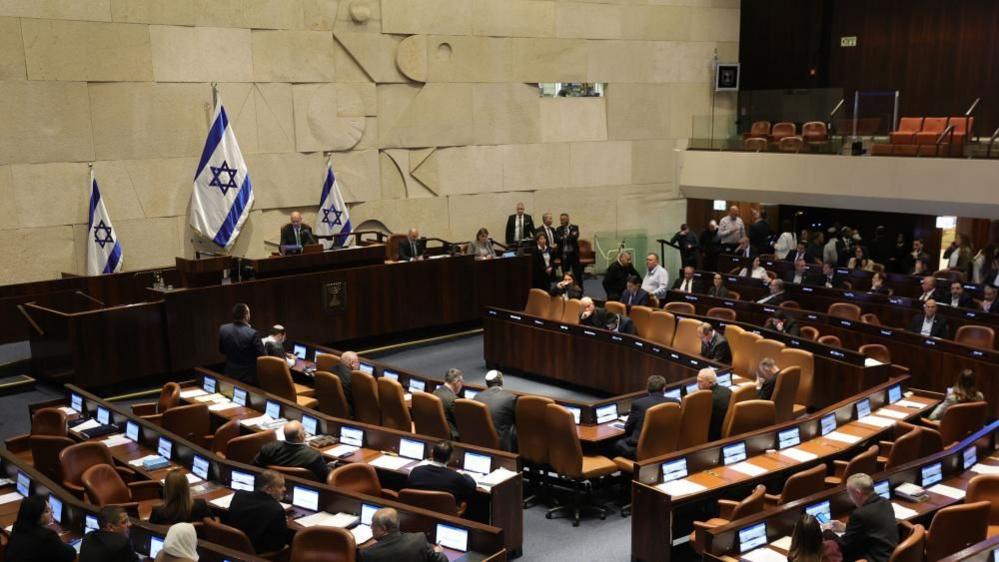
[0,0,738,284]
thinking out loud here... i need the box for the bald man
[361,508,446,562]
[252,420,331,481]
[398,228,425,261]
[697,368,732,441]
[280,211,317,247]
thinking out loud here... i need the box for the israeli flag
[314,159,353,249]
[86,170,123,275]
[189,97,253,250]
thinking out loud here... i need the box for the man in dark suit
[252,421,331,481]
[604,251,640,302]
[474,371,518,451]
[756,279,788,305]
[334,351,359,416]
[261,325,287,357]
[530,231,556,290]
[669,224,700,269]
[811,261,846,289]
[620,275,649,308]
[697,368,732,441]
[904,239,931,275]
[747,209,771,255]
[556,213,582,282]
[981,285,999,314]
[698,323,732,364]
[219,303,264,384]
[79,506,137,562]
[614,375,678,459]
[434,369,463,439]
[942,281,974,309]
[397,228,425,261]
[732,236,754,259]
[279,211,317,248]
[784,241,809,263]
[224,470,293,554]
[700,220,722,272]
[579,297,608,328]
[672,266,701,294]
[361,508,447,562]
[605,312,636,335]
[784,259,811,285]
[504,202,535,245]
[915,276,942,302]
[763,310,800,337]
[823,473,899,562]
[908,299,950,338]
[406,441,476,505]
[755,358,780,400]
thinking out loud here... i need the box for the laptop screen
[739,522,768,553]
[463,452,492,475]
[716,372,733,387]
[203,376,217,393]
[777,427,800,450]
[409,379,426,393]
[565,406,582,425]
[887,384,902,404]
[382,370,399,381]
[293,345,307,360]
[661,458,688,483]
[157,437,172,460]
[48,495,63,524]
[964,447,978,470]
[192,455,209,481]
[463,389,478,400]
[399,438,424,460]
[301,415,318,437]
[96,406,110,426]
[358,363,374,375]
[820,413,837,436]
[360,503,379,526]
[70,393,83,413]
[85,514,99,534]
[664,388,681,401]
[265,400,281,420]
[292,485,319,511]
[232,387,247,407]
[596,404,618,424]
[149,536,165,557]
[435,523,469,552]
[722,442,747,465]
[16,471,29,497]
[805,500,832,524]
[340,426,363,447]
[125,421,139,442]
[231,470,255,492]
[874,480,891,499]
[855,398,871,419]
[921,462,943,487]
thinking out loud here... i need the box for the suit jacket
[580,307,608,328]
[764,317,800,337]
[834,495,899,562]
[555,224,580,260]
[701,333,732,364]
[670,231,700,267]
[279,224,317,247]
[333,363,354,415]
[219,322,264,384]
[149,499,212,526]
[620,288,649,308]
[79,530,138,562]
[223,490,292,554]
[262,338,284,358]
[757,377,776,401]
[671,277,702,294]
[531,245,555,290]
[942,293,974,309]
[407,463,477,504]
[784,269,813,285]
[708,384,732,441]
[253,440,330,481]
[475,386,518,451]
[611,317,636,335]
[811,274,846,289]
[603,260,640,301]
[747,220,771,253]
[505,213,535,245]
[433,385,459,439]
[623,393,678,446]
[398,238,425,261]
[908,314,950,339]
[757,291,787,305]
[360,531,447,562]
[6,526,76,562]
[707,285,730,299]
[982,299,999,314]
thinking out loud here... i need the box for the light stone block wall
[0,0,738,284]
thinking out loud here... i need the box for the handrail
[965,97,980,116]
[987,126,999,158]
[829,98,845,119]
[73,290,105,306]
[16,304,43,336]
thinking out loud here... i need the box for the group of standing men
[507,203,584,289]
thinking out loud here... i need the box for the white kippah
[485,370,502,382]
[273,324,285,331]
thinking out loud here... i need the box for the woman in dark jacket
[6,496,76,562]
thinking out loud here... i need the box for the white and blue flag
[189,97,253,250]
[315,159,353,249]
[86,170,123,276]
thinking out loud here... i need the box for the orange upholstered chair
[889,117,924,144]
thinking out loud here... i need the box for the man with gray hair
[603,250,640,302]
[252,420,331,481]
[822,473,899,562]
[475,370,518,451]
[579,296,608,328]
[361,507,446,562]
[434,368,463,439]
[696,367,731,441]
[755,357,780,400]
[334,351,360,415]
[224,469,292,554]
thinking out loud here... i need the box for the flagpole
[211,82,219,108]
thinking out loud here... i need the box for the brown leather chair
[799,326,819,341]
[861,313,882,326]
[725,325,752,377]
[29,435,73,482]
[764,463,825,506]
[290,526,355,562]
[376,377,412,432]
[827,302,862,320]
[923,401,987,447]
[778,136,804,153]
[544,404,617,526]
[629,305,653,337]
[888,524,925,562]
[350,371,381,425]
[578,239,595,276]
[915,117,948,146]
[412,392,450,439]
[547,295,565,321]
[80,464,161,519]
[779,300,799,309]
[525,288,551,316]
[721,400,775,438]
[257,357,318,409]
[753,339,785,375]
[386,233,408,261]
[613,401,681,516]
[771,366,801,422]
[825,444,879,487]
[744,137,767,152]
[663,302,695,315]
[727,384,757,408]
[802,121,828,143]
[516,395,554,506]
[771,122,796,141]
[727,291,741,301]
[162,403,212,448]
[706,307,736,321]
[859,344,891,364]
[890,117,924,144]
[691,484,766,553]
[210,419,241,457]
[561,298,582,325]
[399,488,466,517]
[201,517,289,559]
[224,429,277,465]
[745,121,771,139]
[314,371,351,419]
[647,311,676,346]
[925,501,990,562]
[781,348,814,416]
[965,475,999,537]
[314,352,340,373]
[817,334,842,347]
[954,325,995,349]
[605,301,626,316]
[131,382,180,423]
[59,442,133,498]
[269,465,319,482]
[677,390,712,450]
[30,407,68,436]
[326,463,397,499]
[453,399,500,450]
[879,426,922,469]
[673,318,703,357]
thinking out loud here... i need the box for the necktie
[410,240,416,257]
[684,280,690,292]
[294,227,301,245]
[516,216,522,240]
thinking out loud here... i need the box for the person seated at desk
[764,309,799,337]
[698,323,732,364]
[980,285,999,314]
[697,368,732,441]
[360,508,447,562]
[788,514,827,562]
[620,275,649,308]
[911,257,931,277]
[642,253,670,302]
[739,256,768,281]
[551,272,583,300]
[475,371,518,452]
[154,523,198,562]
[614,375,677,459]
[942,281,973,309]
[822,473,899,562]
[757,279,787,305]
[929,369,984,421]
[908,299,949,339]
[223,470,293,554]
[603,251,640,302]
[219,303,264,385]
[531,231,555,291]
[465,228,495,259]
[279,211,317,248]
[150,470,213,525]
[334,351,359,415]
[811,261,845,289]
[407,441,477,505]
[672,266,701,294]
[916,276,940,302]
[707,273,730,298]
[868,271,891,295]
[398,228,425,261]
[5,495,76,562]
[906,239,930,274]
[579,297,608,328]
[253,421,331,482]
[732,236,754,259]
[261,324,289,358]
[785,259,812,285]
[79,505,137,562]
[434,368,463,439]
[847,245,875,272]
[505,202,534,246]
[755,357,780,400]
[605,312,635,335]
[785,240,810,263]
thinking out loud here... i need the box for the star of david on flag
[189,96,253,250]
[314,159,353,249]
[86,170,123,275]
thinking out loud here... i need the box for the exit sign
[840,36,857,47]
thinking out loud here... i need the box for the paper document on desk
[102,434,131,448]
[194,393,226,403]
[239,415,270,427]
[369,455,413,470]
[864,357,884,367]
[0,492,22,505]
[210,494,235,509]
[743,547,788,562]
[161,473,202,485]
[295,511,359,528]
[180,388,207,398]
[969,464,999,475]
[780,448,817,463]
[729,461,767,477]
[208,401,237,412]
[857,415,896,428]
[891,503,919,520]
[874,408,908,420]
[656,479,706,497]
[893,399,924,409]
[323,444,359,458]
[128,454,161,467]
[59,407,77,415]
[927,484,965,499]
[770,536,793,551]
[351,524,373,545]
[73,419,101,432]
[479,467,518,488]
[825,431,861,444]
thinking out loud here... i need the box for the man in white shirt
[641,253,670,300]
[718,206,745,252]
[733,237,753,258]
[504,202,535,245]
[785,259,810,285]
[673,266,699,293]
[917,276,939,302]
[908,299,949,339]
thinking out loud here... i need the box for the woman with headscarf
[6,496,76,562]
[155,523,199,562]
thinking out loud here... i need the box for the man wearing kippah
[474,371,518,452]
